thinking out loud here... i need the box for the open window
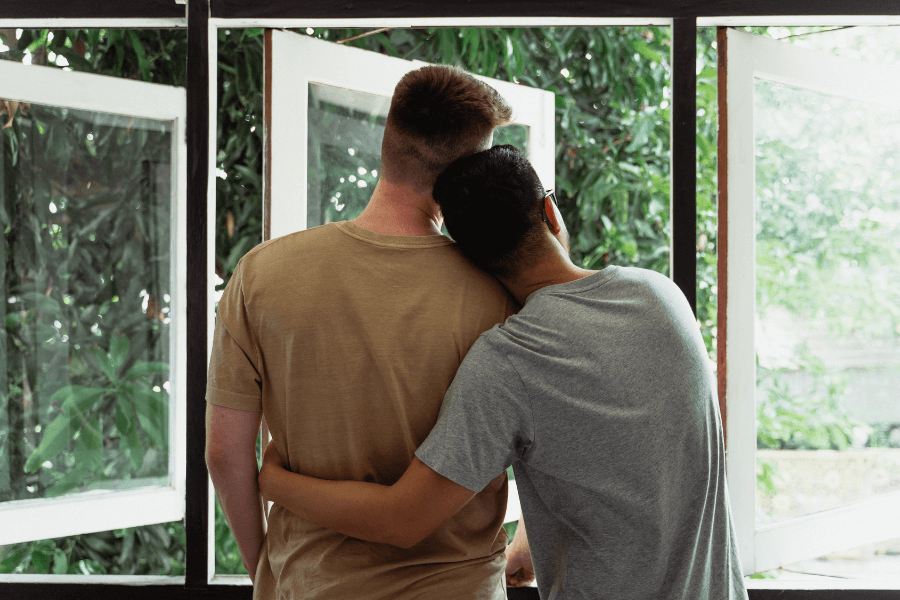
[0,58,187,544]
[718,27,900,576]
[262,29,555,239]
[260,29,556,526]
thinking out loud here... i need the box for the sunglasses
[541,189,558,225]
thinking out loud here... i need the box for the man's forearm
[259,465,407,547]
[209,456,266,579]
[511,514,530,551]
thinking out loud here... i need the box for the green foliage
[695,28,719,358]
[0,523,185,576]
[215,28,264,290]
[754,78,900,336]
[757,348,872,451]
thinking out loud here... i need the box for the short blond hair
[380,65,512,191]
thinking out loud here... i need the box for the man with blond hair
[205,65,519,599]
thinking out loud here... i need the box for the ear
[544,195,561,235]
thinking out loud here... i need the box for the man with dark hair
[206,67,518,600]
[258,146,749,599]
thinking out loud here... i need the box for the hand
[505,542,535,587]
[258,439,285,503]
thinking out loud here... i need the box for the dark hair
[380,65,513,191]
[433,145,546,279]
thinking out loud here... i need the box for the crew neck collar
[335,220,455,249]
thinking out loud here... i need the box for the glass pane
[754,80,900,527]
[493,123,529,154]
[307,83,389,228]
[0,102,173,504]
[306,83,532,230]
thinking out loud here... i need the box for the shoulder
[616,267,688,305]
[232,224,346,286]
[458,330,515,380]
[242,223,343,263]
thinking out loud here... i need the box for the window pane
[754,80,900,526]
[492,123,529,154]
[0,102,173,504]
[307,83,389,228]
[305,83,533,230]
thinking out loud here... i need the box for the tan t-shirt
[206,221,518,600]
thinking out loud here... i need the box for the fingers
[505,566,535,587]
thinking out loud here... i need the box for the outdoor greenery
[0,28,188,576]
[0,24,892,580]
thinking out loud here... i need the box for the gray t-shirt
[416,266,747,600]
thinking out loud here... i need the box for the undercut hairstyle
[433,145,547,279]
[380,65,513,191]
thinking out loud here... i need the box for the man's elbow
[389,518,433,550]
[391,532,420,550]
[205,449,231,477]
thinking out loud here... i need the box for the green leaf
[126,428,143,471]
[126,361,170,379]
[30,550,51,573]
[90,348,117,381]
[625,119,653,152]
[630,39,663,64]
[76,416,103,450]
[0,547,29,573]
[115,401,133,435]
[463,28,480,65]
[109,335,130,370]
[24,414,72,473]
[45,468,89,498]
[119,530,136,565]
[55,385,108,417]
[52,549,68,575]
[600,215,615,232]
[136,411,165,450]
[74,416,104,470]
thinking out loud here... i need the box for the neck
[351,179,443,236]
[498,238,599,306]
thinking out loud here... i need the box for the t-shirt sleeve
[415,337,533,493]
[206,260,262,411]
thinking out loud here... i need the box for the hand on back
[504,539,535,587]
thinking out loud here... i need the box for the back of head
[381,66,512,192]
[433,145,546,279]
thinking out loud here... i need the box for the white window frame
[0,59,188,545]
[719,27,900,576]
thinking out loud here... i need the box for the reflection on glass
[307,83,389,228]
[754,81,900,526]
[306,83,531,230]
[494,123,529,154]
[0,102,173,503]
